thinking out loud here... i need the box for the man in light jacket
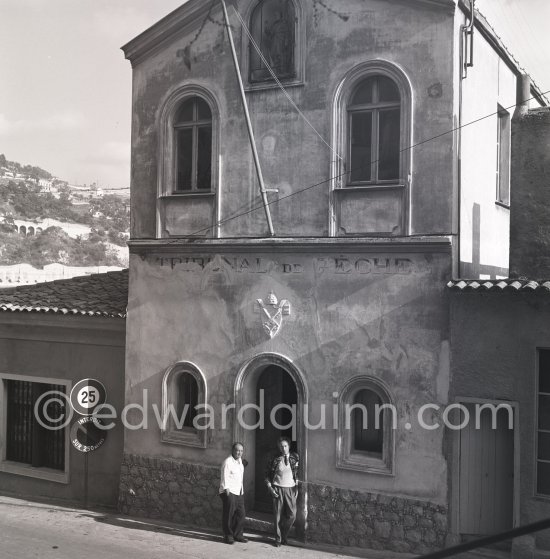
[265,437,299,547]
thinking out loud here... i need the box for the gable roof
[0,270,128,318]
[121,0,456,67]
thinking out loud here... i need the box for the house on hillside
[117,0,549,555]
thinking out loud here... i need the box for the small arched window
[161,362,207,448]
[352,388,383,455]
[177,372,199,429]
[174,97,212,192]
[338,376,395,474]
[348,75,401,185]
[249,0,296,83]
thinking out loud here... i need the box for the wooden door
[459,403,514,536]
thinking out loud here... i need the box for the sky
[0,0,549,189]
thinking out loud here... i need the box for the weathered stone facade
[307,483,449,554]
[118,454,221,527]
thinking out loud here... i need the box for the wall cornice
[128,236,453,255]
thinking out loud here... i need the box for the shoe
[234,537,248,543]
[274,541,281,547]
[224,536,234,544]
[281,539,288,545]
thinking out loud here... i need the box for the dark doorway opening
[254,365,298,512]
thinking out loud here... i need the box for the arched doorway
[254,365,297,511]
[234,353,308,536]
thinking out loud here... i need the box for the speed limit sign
[70,378,107,415]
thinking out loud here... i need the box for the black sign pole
[84,452,89,509]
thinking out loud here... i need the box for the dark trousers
[272,485,297,543]
[219,492,245,539]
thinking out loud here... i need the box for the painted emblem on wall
[255,291,291,338]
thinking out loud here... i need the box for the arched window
[337,376,395,474]
[161,362,207,447]
[348,75,401,185]
[352,388,383,455]
[177,372,199,428]
[158,86,219,238]
[174,97,212,192]
[331,62,412,236]
[249,0,296,83]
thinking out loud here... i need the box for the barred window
[6,380,65,471]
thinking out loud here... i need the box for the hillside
[0,154,129,268]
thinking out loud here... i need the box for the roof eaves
[447,279,550,292]
[458,0,548,105]
[121,0,210,68]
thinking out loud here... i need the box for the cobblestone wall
[307,482,449,554]
[118,454,449,553]
[118,454,221,528]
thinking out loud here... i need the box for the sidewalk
[0,494,507,559]
[0,494,411,559]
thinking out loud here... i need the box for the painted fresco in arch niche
[250,0,296,82]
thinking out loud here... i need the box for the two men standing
[219,437,299,547]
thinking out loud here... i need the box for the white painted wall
[458,15,516,278]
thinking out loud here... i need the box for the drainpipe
[456,0,475,278]
[462,0,475,78]
[513,74,531,120]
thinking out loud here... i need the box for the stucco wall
[124,243,451,507]
[458,14,517,278]
[0,315,125,508]
[510,108,550,279]
[128,0,456,239]
[449,291,550,551]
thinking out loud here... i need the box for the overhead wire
[231,6,343,163]
[168,89,550,240]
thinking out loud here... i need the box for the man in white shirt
[219,442,248,544]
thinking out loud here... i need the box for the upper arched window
[348,75,401,185]
[174,97,212,192]
[249,0,296,83]
[331,62,412,236]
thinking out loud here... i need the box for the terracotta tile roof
[0,270,128,318]
[447,279,550,292]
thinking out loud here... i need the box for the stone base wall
[118,454,221,528]
[118,454,449,554]
[307,482,449,554]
